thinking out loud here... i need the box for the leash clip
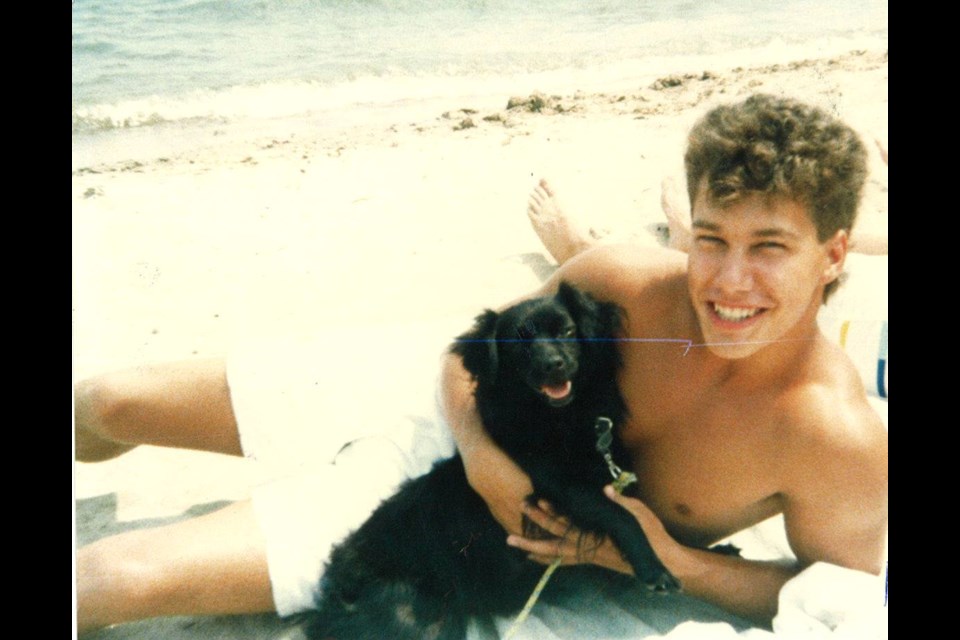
[594,417,637,493]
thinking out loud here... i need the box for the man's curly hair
[684,94,868,301]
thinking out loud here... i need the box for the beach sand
[73,49,888,638]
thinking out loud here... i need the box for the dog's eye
[561,327,576,339]
[517,326,534,341]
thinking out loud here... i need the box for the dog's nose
[547,356,566,372]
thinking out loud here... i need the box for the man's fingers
[604,484,650,516]
[522,501,571,537]
[508,534,562,557]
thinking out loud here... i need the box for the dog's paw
[520,514,555,541]
[642,569,682,594]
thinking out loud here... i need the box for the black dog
[305,282,678,640]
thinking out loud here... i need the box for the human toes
[527,183,553,217]
[528,192,546,217]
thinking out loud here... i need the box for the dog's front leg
[528,474,680,592]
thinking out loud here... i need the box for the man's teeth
[713,304,761,322]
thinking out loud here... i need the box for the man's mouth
[710,302,764,323]
[540,380,574,407]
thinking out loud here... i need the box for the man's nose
[715,252,753,293]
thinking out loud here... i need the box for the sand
[73,49,888,638]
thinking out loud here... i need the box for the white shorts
[225,329,458,616]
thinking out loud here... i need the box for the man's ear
[821,229,849,286]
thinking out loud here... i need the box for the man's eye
[695,236,724,246]
[755,242,787,251]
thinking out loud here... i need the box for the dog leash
[502,556,562,639]
[503,417,636,639]
[593,417,639,492]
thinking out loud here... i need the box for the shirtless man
[75,93,886,633]
[441,93,887,626]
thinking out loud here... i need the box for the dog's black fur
[305,282,678,640]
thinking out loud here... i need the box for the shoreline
[72,49,887,175]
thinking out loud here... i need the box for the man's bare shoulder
[777,339,887,459]
[774,340,887,571]
[549,244,688,306]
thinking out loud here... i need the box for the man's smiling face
[686,183,846,360]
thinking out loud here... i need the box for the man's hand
[505,485,682,575]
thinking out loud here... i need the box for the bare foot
[661,176,693,253]
[527,179,599,265]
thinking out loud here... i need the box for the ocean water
[72,0,887,141]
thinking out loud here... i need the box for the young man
[75,93,886,633]
[441,93,888,626]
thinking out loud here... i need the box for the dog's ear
[597,300,625,339]
[557,280,625,344]
[450,309,499,382]
[556,281,602,336]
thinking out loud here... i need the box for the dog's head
[452,282,622,408]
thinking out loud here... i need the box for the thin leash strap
[502,557,563,639]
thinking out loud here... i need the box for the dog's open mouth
[540,380,574,407]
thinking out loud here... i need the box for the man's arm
[437,258,566,535]
[438,349,532,535]
[779,394,889,575]
[514,486,800,626]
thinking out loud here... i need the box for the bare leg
[529,129,889,262]
[848,231,888,255]
[526,179,602,265]
[528,158,889,261]
[846,138,889,255]
[77,500,274,634]
[75,358,242,462]
[75,359,273,632]
[526,177,694,265]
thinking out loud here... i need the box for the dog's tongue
[541,380,572,400]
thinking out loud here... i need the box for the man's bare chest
[615,350,785,545]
